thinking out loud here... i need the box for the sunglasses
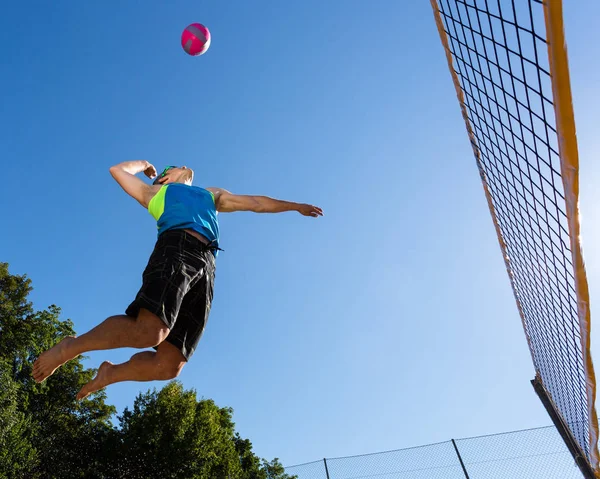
[153,166,177,185]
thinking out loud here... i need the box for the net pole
[532,376,596,478]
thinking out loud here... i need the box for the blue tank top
[147,184,220,249]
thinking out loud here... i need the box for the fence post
[323,458,331,479]
[451,439,470,479]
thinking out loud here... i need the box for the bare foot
[76,361,114,401]
[33,336,78,383]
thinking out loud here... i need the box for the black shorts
[126,229,216,360]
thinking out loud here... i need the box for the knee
[134,310,170,348]
[158,360,185,380]
[135,325,169,349]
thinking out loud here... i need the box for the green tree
[1,263,295,479]
[107,381,242,478]
[262,458,296,479]
[107,381,296,479]
[0,360,38,479]
[0,263,116,479]
[235,434,265,479]
[234,437,297,479]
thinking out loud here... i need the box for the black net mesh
[284,426,582,478]
[431,0,594,465]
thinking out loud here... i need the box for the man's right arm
[109,160,157,208]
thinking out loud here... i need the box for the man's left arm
[207,188,323,217]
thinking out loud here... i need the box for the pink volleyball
[181,23,211,56]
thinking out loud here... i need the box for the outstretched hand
[297,204,323,217]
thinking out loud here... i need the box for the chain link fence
[284,426,584,478]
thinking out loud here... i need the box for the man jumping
[32,161,323,400]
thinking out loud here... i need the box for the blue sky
[1,0,600,468]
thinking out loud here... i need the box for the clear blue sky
[1,0,599,468]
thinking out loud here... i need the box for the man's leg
[33,308,170,383]
[76,340,186,400]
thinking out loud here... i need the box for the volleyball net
[430,0,599,476]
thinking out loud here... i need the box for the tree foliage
[0,359,37,479]
[0,263,295,479]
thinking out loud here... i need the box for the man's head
[153,166,194,186]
